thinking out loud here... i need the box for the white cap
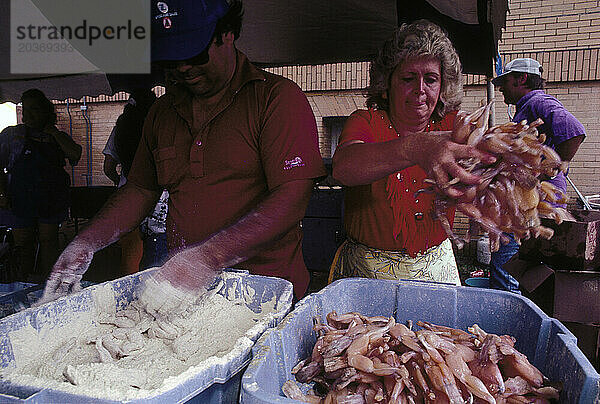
[492,58,542,85]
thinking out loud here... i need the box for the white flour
[0,274,280,401]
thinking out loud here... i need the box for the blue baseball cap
[151,0,230,62]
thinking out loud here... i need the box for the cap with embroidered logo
[492,58,542,85]
[151,0,230,62]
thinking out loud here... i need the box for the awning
[0,0,508,103]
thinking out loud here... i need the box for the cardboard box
[554,271,600,324]
[519,210,600,271]
[505,257,600,324]
[500,258,600,373]
[504,256,555,317]
[564,322,600,372]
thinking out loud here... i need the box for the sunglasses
[154,46,210,70]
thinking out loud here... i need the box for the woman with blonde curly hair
[330,20,493,284]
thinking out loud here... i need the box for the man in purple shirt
[489,57,585,292]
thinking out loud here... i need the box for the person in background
[489,57,585,292]
[102,88,165,274]
[0,89,82,282]
[139,189,169,269]
[330,20,494,284]
[102,128,124,188]
[39,0,326,310]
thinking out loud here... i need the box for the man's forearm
[76,183,160,251]
[555,134,584,162]
[179,179,313,271]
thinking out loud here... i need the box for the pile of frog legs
[431,101,574,252]
[284,311,561,403]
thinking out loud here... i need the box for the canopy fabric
[0,0,508,103]
[398,0,509,76]
[236,0,398,67]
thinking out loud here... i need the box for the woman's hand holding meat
[401,130,495,198]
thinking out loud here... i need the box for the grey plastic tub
[241,278,600,404]
[0,283,36,298]
[0,283,38,319]
[0,269,293,403]
[0,282,98,319]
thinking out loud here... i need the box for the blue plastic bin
[241,278,600,404]
[0,283,36,298]
[0,283,40,319]
[0,269,293,403]
[0,281,98,319]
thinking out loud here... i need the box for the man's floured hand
[36,238,95,306]
[36,271,84,306]
[137,252,221,318]
[137,274,201,318]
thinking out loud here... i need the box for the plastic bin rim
[241,278,600,404]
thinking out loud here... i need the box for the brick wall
[265,62,370,92]
[52,101,127,187]
[305,91,368,157]
[501,0,600,51]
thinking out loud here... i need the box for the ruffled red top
[340,108,456,256]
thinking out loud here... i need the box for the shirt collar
[515,89,544,112]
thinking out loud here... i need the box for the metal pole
[487,77,495,127]
[566,174,593,210]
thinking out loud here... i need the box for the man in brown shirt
[40,0,325,308]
